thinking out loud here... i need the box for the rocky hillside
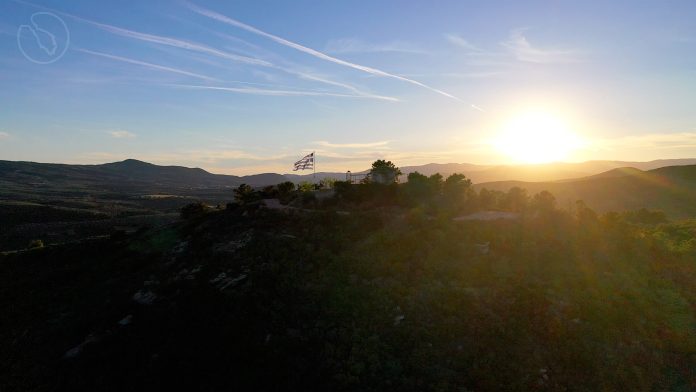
[2,202,695,391]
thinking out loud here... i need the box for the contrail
[170,84,400,101]
[186,2,464,102]
[11,0,270,66]
[77,48,217,81]
[12,0,399,100]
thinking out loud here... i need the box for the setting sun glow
[492,112,581,164]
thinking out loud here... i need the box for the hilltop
[475,164,696,218]
[0,159,288,190]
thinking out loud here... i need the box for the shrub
[298,181,315,193]
[277,181,296,195]
[180,202,210,219]
[27,239,44,249]
[233,184,259,204]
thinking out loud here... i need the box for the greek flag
[293,152,314,171]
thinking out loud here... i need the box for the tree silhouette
[233,184,257,204]
[443,173,472,206]
[369,160,401,184]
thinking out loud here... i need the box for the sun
[492,111,581,164]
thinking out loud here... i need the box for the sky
[1,0,695,174]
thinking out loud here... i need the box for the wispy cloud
[314,140,391,149]
[501,29,583,63]
[83,19,272,66]
[15,0,397,101]
[77,48,216,81]
[169,84,400,101]
[324,38,424,54]
[109,130,136,139]
[444,34,482,52]
[185,2,464,102]
[12,0,271,66]
[0,131,10,139]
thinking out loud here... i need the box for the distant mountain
[0,159,287,193]
[474,164,696,218]
[397,159,696,184]
[240,173,289,187]
[285,159,696,184]
[0,159,237,189]
[284,172,353,182]
[3,158,696,194]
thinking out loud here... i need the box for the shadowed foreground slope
[2,203,696,391]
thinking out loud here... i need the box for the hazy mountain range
[474,165,696,218]
[289,159,696,184]
[3,158,695,190]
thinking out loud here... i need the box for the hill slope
[2,203,696,390]
[475,165,696,218]
[0,159,292,194]
[285,159,696,184]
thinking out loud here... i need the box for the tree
[575,200,598,224]
[443,173,471,198]
[503,187,529,212]
[259,185,277,198]
[369,160,401,184]
[531,190,556,213]
[277,181,295,196]
[233,184,257,204]
[622,208,667,225]
[180,202,210,219]
[478,188,499,210]
[298,181,315,192]
[404,171,430,203]
[407,171,428,184]
[320,177,337,189]
[428,173,444,195]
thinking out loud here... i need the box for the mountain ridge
[474,164,696,218]
[3,158,696,190]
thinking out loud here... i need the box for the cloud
[444,34,482,52]
[109,130,136,139]
[0,131,9,139]
[185,2,463,102]
[324,38,424,54]
[314,140,391,149]
[501,29,583,63]
[77,48,216,81]
[169,84,399,101]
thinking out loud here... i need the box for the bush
[27,239,44,249]
[234,184,260,204]
[320,177,337,189]
[180,202,210,219]
[277,181,296,195]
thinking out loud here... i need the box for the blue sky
[1,0,695,174]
